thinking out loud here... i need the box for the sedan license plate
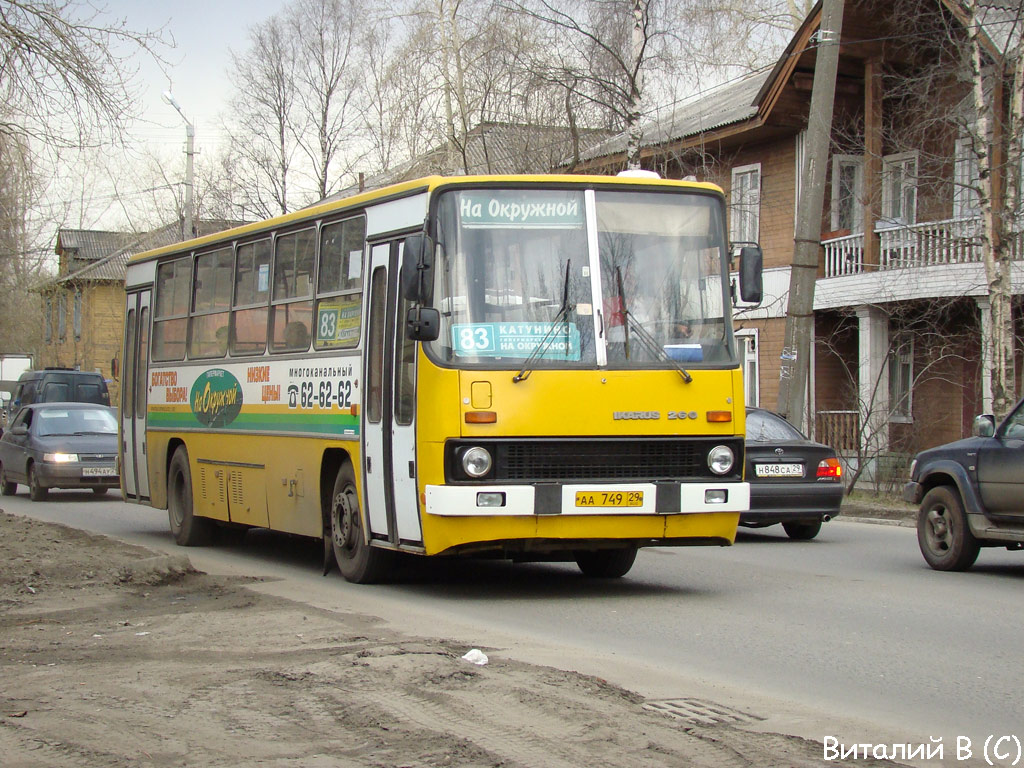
[755,463,803,478]
[575,490,644,508]
[83,467,116,477]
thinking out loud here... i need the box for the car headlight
[44,453,79,463]
[908,459,917,479]
[707,445,734,475]
[461,446,493,478]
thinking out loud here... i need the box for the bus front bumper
[425,481,749,517]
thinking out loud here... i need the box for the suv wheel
[917,486,980,571]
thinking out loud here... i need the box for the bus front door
[120,290,151,501]
[362,240,423,548]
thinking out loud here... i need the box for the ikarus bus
[119,174,764,583]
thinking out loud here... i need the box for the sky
[105,0,286,157]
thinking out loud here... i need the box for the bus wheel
[330,464,392,584]
[167,447,213,546]
[574,546,638,578]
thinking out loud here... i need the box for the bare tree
[224,15,299,217]
[815,299,975,494]
[289,0,367,199]
[963,0,1023,418]
[0,131,45,354]
[0,0,168,150]
[873,0,1023,419]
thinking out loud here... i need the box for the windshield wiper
[621,311,693,384]
[613,265,691,384]
[513,260,574,383]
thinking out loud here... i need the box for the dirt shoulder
[0,509,902,768]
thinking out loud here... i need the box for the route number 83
[458,326,491,352]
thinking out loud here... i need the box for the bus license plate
[575,490,644,508]
[754,463,803,478]
[83,467,116,477]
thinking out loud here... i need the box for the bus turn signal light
[465,411,497,424]
[706,411,732,422]
[817,457,842,479]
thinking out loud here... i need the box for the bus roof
[126,174,724,266]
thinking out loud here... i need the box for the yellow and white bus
[120,174,763,582]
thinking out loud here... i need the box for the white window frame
[735,328,759,407]
[954,137,982,220]
[45,296,53,343]
[57,292,67,343]
[73,288,82,341]
[831,155,864,233]
[888,334,913,423]
[794,131,806,234]
[880,151,918,228]
[730,163,761,243]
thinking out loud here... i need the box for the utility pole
[776,0,845,430]
[162,91,195,240]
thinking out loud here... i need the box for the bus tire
[330,463,392,584]
[574,546,638,578]
[167,446,213,546]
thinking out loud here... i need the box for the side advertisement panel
[147,355,361,436]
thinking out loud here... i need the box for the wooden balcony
[821,217,1023,279]
[815,409,860,452]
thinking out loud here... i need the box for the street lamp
[161,90,195,240]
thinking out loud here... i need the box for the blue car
[0,402,119,501]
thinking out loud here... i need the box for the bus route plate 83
[575,490,644,508]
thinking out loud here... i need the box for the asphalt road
[5,488,1023,761]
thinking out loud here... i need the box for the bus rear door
[121,290,151,501]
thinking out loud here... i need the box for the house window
[954,137,981,220]
[730,163,760,243]
[889,336,913,422]
[736,330,759,407]
[58,293,67,342]
[831,155,864,233]
[45,296,53,343]
[881,152,918,226]
[73,289,82,341]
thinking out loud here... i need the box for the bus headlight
[707,445,734,475]
[461,447,493,478]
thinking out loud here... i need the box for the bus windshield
[428,187,735,368]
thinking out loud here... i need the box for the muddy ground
[0,509,901,768]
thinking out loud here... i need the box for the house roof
[320,122,612,204]
[55,229,136,261]
[577,71,770,163]
[576,0,1020,167]
[44,219,246,289]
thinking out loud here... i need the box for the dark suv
[11,369,110,410]
[904,397,1024,571]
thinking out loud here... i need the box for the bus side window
[153,257,191,362]
[315,216,365,350]
[270,229,314,354]
[189,246,233,359]
[232,239,271,355]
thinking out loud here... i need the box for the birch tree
[224,15,298,217]
[289,0,367,199]
[963,0,1023,418]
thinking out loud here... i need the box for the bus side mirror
[402,234,435,303]
[738,245,763,304]
[406,307,440,342]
